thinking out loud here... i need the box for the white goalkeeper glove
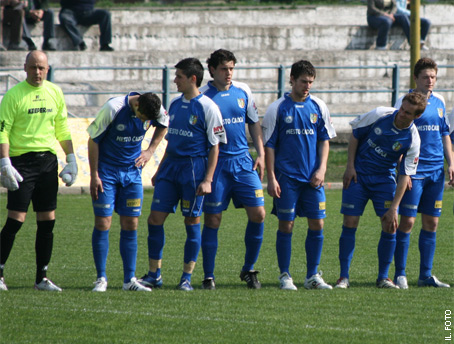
[59,153,78,186]
[0,157,23,191]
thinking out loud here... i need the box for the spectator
[396,0,431,50]
[23,0,57,51]
[1,0,26,51]
[59,0,114,51]
[367,0,410,50]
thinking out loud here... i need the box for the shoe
[376,278,400,289]
[100,44,114,51]
[304,272,333,290]
[240,270,261,289]
[42,40,57,51]
[335,277,350,289]
[92,277,108,292]
[394,276,408,289]
[176,279,193,291]
[34,278,62,292]
[79,41,87,51]
[0,44,6,51]
[7,43,26,51]
[122,277,152,291]
[375,45,386,50]
[138,273,163,288]
[202,278,216,290]
[28,43,37,51]
[0,277,8,291]
[279,272,297,290]
[418,276,450,288]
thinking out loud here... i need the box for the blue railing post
[391,64,400,106]
[47,65,54,82]
[162,65,170,109]
[277,64,286,99]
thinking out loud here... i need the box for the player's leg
[393,214,415,289]
[91,216,111,292]
[178,216,202,291]
[242,205,266,274]
[201,212,222,288]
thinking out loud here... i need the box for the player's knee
[204,213,221,228]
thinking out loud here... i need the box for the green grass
[1,188,453,343]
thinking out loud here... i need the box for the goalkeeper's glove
[59,153,78,186]
[0,157,23,191]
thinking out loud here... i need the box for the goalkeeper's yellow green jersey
[0,80,72,157]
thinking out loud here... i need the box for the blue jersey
[350,107,420,176]
[448,107,454,141]
[87,92,168,167]
[262,93,336,183]
[394,91,448,176]
[165,93,226,158]
[200,80,258,157]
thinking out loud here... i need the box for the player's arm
[265,146,280,198]
[343,134,358,189]
[88,138,103,201]
[58,139,78,186]
[135,126,167,168]
[196,144,219,196]
[381,174,410,233]
[310,139,329,189]
[442,135,454,186]
[248,122,265,181]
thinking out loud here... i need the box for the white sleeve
[262,97,283,145]
[311,95,337,139]
[87,97,123,139]
[350,107,396,129]
[155,105,169,127]
[402,125,421,176]
[449,107,454,135]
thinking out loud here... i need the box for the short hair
[174,58,204,87]
[206,49,237,77]
[402,92,427,117]
[290,60,316,80]
[414,57,438,78]
[138,93,162,120]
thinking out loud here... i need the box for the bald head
[24,51,49,87]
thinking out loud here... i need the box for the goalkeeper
[0,51,77,292]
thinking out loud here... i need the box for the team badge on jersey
[285,116,293,123]
[310,113,318,124]
[438,108,443,118]
[116,124,126,131]
[189,114,198,125]
[374,127,383,135]
[237,98,245,109]
[392,141,402,151]
[143,120,151,131]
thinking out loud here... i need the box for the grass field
[0,188,453,344]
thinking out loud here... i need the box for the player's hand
[448,165,454,187]
[0,158,23,191]
[343,167,357,190]
[310,169,325,189]
[135,150,153,168]
[90,176,103,201]
[59,153,78,186]
[381,208,398,234]
[267,178,281,198]
[253,155,265,181]
[196,180,212,196]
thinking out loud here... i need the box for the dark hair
[138,93,162,120]
[402,92,427,117]
[414,57,438,78]
[206,49,237,77]
[290,60,316,80]
[174,58,204,87]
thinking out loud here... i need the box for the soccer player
[0,51,77,292]
[336,92,426,289]
[199,49,266,290]
[392,58,453,289]
[262,60,336,290]
[87,92,168,292]
[139,58,226,291]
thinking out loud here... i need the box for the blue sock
[148,268,161,279]
[419,229,436,280]
[339,226,357,279]
[276,230,292,275]
[243,221,264,271]
[184,224,201,264]
[92,228,109,279]
[305,229,324,279]
[394,230,410,278]
[377,231,396,281]
[181,271,192,283]
[120,230,137,283]
[201,225,218,279]
[148,224,165,260]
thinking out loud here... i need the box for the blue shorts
[93,162,143,217]
[271,173,326,221]
[203,154,264,214]
[151,156,206,218]
[399,168,445,217]
[341,173,396,217]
